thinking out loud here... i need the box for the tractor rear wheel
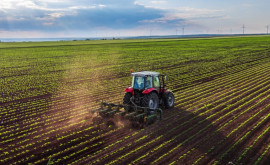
[142,92,159,109]
[164,91,174,109]
[123,92,132,112]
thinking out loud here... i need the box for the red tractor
[91,71,174,126]
[123,71,174,110]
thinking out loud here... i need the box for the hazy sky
[0,0,269,38]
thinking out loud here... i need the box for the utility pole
[182,27,185,35]
[242,24,245,35]
[267,25,269,35]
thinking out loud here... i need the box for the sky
[0,0,269,38]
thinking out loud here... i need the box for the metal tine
[99,107,111,113]
[146,114,157,124]
[115,104,130,116]
[157,108,163,120]
[135,113,147,120]
[126,112,137,118]
[107,110,118,116]
[90,107,102,113]
[102,101,124,108]
[90,101,105,113]
[106,104,123,117]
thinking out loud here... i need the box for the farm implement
[91,71,175,127]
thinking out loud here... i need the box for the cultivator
[91,101,163,127]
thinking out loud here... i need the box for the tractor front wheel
[142,92,159,109]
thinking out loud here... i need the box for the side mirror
[165,75,167,81]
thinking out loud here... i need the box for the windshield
[132,76,153,89]
[133,76,144,89]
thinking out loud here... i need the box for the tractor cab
[131,71,161,90]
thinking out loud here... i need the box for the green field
[1,36,270,164]
[1,36,269,103]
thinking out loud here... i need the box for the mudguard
[125,87,134,93]
[142,87,157,94]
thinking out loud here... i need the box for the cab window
[145,76,153,89]
[133,76,144,89]
[153,76,160,88]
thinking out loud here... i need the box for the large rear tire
[123,92,132,111]
[164,91,174,109]
[142,92,159,109]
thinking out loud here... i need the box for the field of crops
[1,36,270,165]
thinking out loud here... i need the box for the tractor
[91,71,175,127]
[124,71,174,110]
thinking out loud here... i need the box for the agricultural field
[1,36,270,165]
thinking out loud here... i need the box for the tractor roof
[131,71,160,77]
